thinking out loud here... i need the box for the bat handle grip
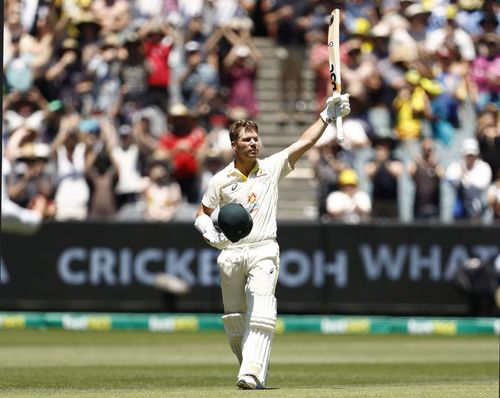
[336,116,344,144]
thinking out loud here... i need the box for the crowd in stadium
[2,0,499,224]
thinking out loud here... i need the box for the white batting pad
[238,294,277,386]
[239,327,273,387]
[248,294,277,331]
[222,313,247,364]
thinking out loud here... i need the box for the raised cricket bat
[328,9,343,143]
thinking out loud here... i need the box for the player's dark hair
[229,120,259,143]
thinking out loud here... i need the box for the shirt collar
[227,160,261,181]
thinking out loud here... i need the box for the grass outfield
[0,330,498,398]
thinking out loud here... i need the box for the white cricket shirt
[202,149,293,245]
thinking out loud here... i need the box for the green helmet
[217,203,253,243]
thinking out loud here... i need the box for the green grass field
[0,330,498,398]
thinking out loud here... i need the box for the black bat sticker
[330,64,338,91]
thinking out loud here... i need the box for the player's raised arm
[286,93,350,168]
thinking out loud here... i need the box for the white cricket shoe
[236,374,264,390]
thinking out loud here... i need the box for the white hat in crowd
[461,138,480,156]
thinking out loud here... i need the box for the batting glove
[203,229,230,250]
[320,93,351,124]
[195,213,230,250]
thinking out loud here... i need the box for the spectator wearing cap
[407,138,444,220]
[139,19,174,112]
[389,3,431,63]
[469,33,499,111]
[179,40,220,109]
[325,168,372,224]
[73,12,102,66]
[158,103,207,203]
[3,88,48,136]
[6,142,55,219]
[364,136,404,219]
[445,138,493,221]
[223,43,261,118]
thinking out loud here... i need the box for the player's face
[232,128,260,159]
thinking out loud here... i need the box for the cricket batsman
[194,93,350,389]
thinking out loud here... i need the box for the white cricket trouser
[217,239,279,314]
[217,239,280,387]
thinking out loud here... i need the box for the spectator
[120,32,150,110]
[179,41,220,109]
[426,5,476,62]
[132,116,159,174]
[112,124,144,210]
[446,138,493,221]
[73,12,102,67]
[18,5,60,81]
[407,138,444,220]
[3,88,47,136]
[139,19,174,112]
[204,114,233,163]
[50,114,92,220]
[487,170,500,223]
[44,38,85,112]
[325,168,372,223]
[469,33,499,111]
[85,126,120,220]
[2,148,46,234]
[158,104,207,204]
[364,136,404,219]
[91,0,132,36]
[389,4,430,64]
[368,21,399,138]
[476,105,500,178]
[308,138,354,219]
[392,69,432,142]
[433,46,467,132]
[141,157,182,222]
[86,35,122,116]
[6,142,55,218]
[342,37,382,112]
[223,43,261,118]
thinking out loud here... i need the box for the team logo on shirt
[248,192,257,204]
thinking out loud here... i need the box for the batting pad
[238,294,277,386]
[222,313,247,364]
[248,294,277,331]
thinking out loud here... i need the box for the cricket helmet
[218,203,253,243]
